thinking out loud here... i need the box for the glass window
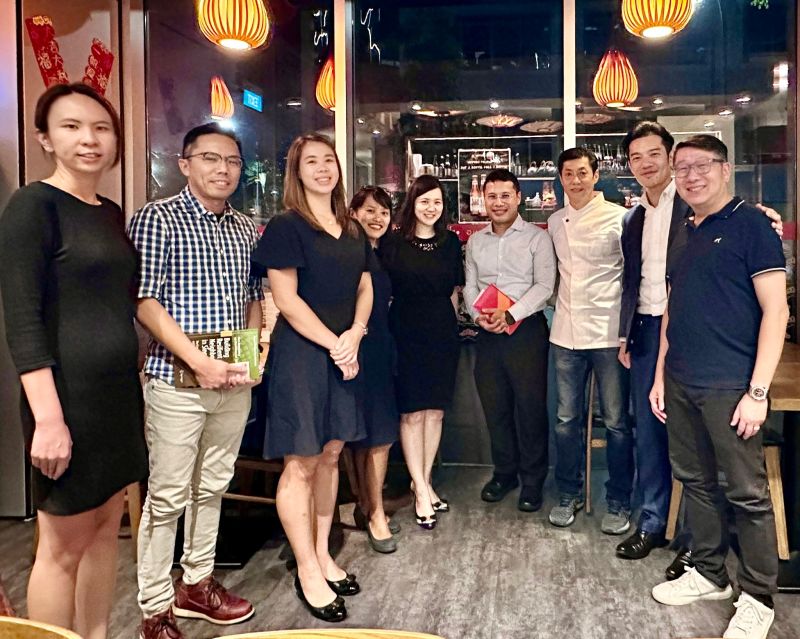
[575,0,797,338]
[146,0,334,224]
[353,0,564,227]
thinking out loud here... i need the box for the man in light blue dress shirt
[463,169,557,511]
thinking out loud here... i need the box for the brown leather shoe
[139,609,183,639]
[173,576,254,625]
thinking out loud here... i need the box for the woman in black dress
[251,134,373,623]
[380,175,464,530]
[349,186,400,553]
[0,84,147,639]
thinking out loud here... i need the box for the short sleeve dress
[351,251,399,448]
[0,182,148,515]
[251,211,370,458]
[380,230,465,413]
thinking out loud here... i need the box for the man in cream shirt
[547,147,634,534]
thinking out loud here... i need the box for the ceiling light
[735,95,751,104]
[622,0,693,39]
[718,107,733,116]
[652,97,664,106]
[285,97,303,108]
[410,101,423,111]
[488,100,500,110]
[593,49,639,108]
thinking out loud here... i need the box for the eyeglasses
[485,193,517,203]
[673,158,725,179]
[183,152,243,169]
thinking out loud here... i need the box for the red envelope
[472,284,523,335]
[25,16,69,88]
[82,39,115,96]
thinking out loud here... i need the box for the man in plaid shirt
[128,123,263,639]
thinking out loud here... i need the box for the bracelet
[353,320,368,336]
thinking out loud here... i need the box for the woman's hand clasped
[336,361,360,381]
[330,327,363,365]
[31,418,72,480]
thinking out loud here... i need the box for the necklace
[410,235,438,251]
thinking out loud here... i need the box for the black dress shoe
[326,573,360,596]
[294,575,347,622]
[481,476,519,502]
[615,530,667,559]
[517,487,543,512]
[665,549,694,581]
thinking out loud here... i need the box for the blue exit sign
[243,89,263,112]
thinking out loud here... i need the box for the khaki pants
[137,378,251,617]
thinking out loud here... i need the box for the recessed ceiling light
[372,129,381,135]
[285,98,303,108]
[489,100,500,110]
[735,95,752,104]
[356,117,365,125]
[704,120,715,128]
[652,97,664,106]
[410,101,423,111]
[718,107,734,116]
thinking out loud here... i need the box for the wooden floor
[1,467,799,639]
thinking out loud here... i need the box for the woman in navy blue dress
[251,134,373,623]
[349,186,400,554]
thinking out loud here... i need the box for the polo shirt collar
[686,196,743,227]
[180,185,234,220]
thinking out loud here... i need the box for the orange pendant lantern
[316,54,336,112]
[593,49,639,108]
[622,0,693,39]
[210,76,235,119]
[196,0,272,50]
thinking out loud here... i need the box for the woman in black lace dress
[379,175,464,530]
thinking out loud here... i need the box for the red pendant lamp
[622,0,693,39]
[592,49,639,108]
[316,54,336,112]
[197,0,272,50]
[210,76,235,119]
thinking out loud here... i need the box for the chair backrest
[217,630,446,639]
[0,616,82,639]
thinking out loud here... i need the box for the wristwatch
[504,310,516,326]
[748,384,769,401]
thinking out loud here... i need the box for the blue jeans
[552,344,634,509]
[629,314,673,535]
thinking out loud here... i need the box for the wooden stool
[584,372,606,515]
[0,616,82,639]
[664,445,789,560]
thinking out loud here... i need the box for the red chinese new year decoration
[25,16,68,88]
[82,39,115,96]
[592,49,639,108]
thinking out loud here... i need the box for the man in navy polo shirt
[648,135,788,639]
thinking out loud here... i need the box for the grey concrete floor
[1,466,799,639]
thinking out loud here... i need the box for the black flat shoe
[615,529,667,560]
[293,575,347,622]
[432,498,449,513]
[326,573,360,596]
[517,487,543,512]
[415,510,437,530]
[481,476,519,503]
[665,549,694,581]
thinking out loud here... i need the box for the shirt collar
[567,191,605,215]
[180,185,234,219]
[642,179,676,213]
[484,213,526,237]
[686,196,743,227]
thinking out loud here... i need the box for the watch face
[750,386,768,400]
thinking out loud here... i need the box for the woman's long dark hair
[396,175,448,241]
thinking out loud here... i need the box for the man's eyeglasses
[183,152,244,169]
[485,193,517,203]
[673,158,725,179]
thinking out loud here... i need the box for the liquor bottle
[515,153,522,176]
[532,192,542,209]
[478,173,487,215]
[444,154,452,178]
[433,155,440,177]
[469,176,481,216]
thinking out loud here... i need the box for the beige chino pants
[136,377,250,617]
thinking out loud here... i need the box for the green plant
[750,0,769,8]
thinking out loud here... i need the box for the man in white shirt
[547,147,634,534]
[463,169,557,511]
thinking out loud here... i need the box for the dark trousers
[474,313,549,492]
[629,314,674,535]
[665,373,778,595]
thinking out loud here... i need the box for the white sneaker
[723,592,775,639]
[652,566,733,605]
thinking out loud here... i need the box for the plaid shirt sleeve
[128,204,171,300]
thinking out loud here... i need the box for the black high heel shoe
[432,498,450,513]
[293,575,347,622]
[415,509,437,530]
[326,573,360,596]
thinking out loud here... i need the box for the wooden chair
[584,372,606,515]
[0,616,82,639]
[664,445,789,560]
[216,630,445,639]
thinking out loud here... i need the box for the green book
[173,328,260,388]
